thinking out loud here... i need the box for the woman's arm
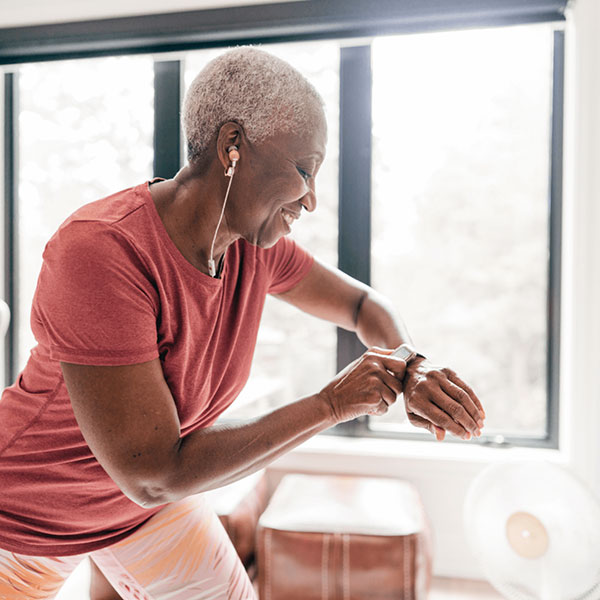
[274,259,408,348]
[275,259,485,441]
[61,349,405,509]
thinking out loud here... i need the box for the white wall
[560,0,600,498]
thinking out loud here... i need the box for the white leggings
[0,495,256,600]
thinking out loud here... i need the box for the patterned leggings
[0,494,256,600]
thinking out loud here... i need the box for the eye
[296,166,311,181]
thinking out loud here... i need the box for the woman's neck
[149,164,239,275]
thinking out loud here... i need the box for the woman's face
[230,117,327,249]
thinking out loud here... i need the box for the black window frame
[1,0,566,449]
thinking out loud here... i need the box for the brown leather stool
[256,474,432,600]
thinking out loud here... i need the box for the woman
[0,47,484,599]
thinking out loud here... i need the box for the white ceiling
[0,0,300,28]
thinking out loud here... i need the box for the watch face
[392,345,415,361]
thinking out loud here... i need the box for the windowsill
[271,430,568,473]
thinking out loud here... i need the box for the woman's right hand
[318,347,406,424]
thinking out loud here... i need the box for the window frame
[0,0,568,65]
[1,1,566,450]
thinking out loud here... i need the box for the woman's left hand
[402,358,485,441]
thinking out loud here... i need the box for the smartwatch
[391,343,419,363]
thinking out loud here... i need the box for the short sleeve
[31,221,160,366]
[261,237,314,295]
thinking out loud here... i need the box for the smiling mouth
[281,208,300,226]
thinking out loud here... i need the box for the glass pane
[184,42,340,420]
[18,56,154,370]
[371,25,553,438]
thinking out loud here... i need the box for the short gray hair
[182,46,325,162]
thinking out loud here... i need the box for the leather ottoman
[256,474,432,600]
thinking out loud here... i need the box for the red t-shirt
[0,182,313,556]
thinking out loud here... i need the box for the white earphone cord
[208,169,235,277]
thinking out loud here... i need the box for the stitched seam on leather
[342,534,350,600]
[416,532,422,600]
[322,534,329,600]
[403,536,410,599]
[264,529,272,600]
[334,533,341,600]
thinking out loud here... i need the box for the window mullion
[336,44,373,436]
[4,71,18,386]
[546,28,565,448]
[153,60,183,179]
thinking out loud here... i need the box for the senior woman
[0,48,484,599]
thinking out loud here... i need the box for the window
[369,25,555,440]
[2,2,565,448]
[17,56,154,369]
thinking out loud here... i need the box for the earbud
[225,145,240,177]
[210,145,240,277]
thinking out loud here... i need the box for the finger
[361,351,406,382]
[379,369,403,397]
[376,354,407,379]
[360,370,398,410]
[369,395,391,416]
[411,399,470,439]
[407,412,446,441]
[378,380,398,408]
[445,371,485,419]
[365,359,403,403]
[368,345,394,355]
[378,397,391,414]
[429,385,480,435]
[440,380,484,431]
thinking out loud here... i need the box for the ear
[216,121,246,172]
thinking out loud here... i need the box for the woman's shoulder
[45,183,153,260]
[60,182,148,231]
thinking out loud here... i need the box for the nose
[300,184,317,213]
